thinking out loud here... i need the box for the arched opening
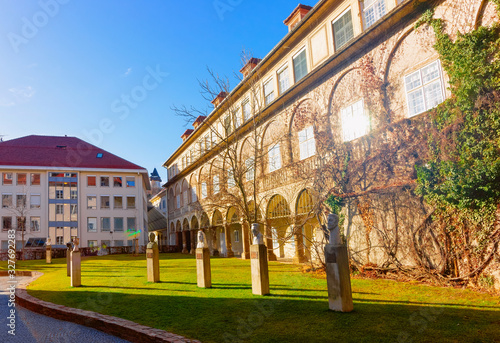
[182,218,190,254]
[266,194,292,258]
[295,189,319,262]
[227,206,243,257]
[212,210,226,256]
[176,220,183,252]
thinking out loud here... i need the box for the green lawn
[3,254,499,342]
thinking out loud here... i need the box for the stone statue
[197,230,206,249]
[251,223,264,245]
[47,237,51,246]
[328,213,342,245]
[147,232,158,249]
[73,238,80,252]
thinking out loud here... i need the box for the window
[213,175,220,194]
[268,144,282,172]
[363,0,386,29]
[114,240,124,247]
[277,65,290,94]
[101,196,110,209]
[176,194,181,208]
[233,109,241,128]
[16,194,26,208]
[56,236,64,245]
[101,217,111,231]
[30,173,41,186]
[127,217,136,231]
[126,177,135,187]
[30,194,41,209]
[333,9,354,50]
[87,217,97,232]
[191,187,197,202]
[234,230,240,243]
[2,217,12,231]
[298,126,316,160]
[56,190,63,199]
[113,177,122,187]
[183,188,188,206]
[70,190,77,199]
[2,194,12,208]
[228,170,235,188]
[114,217,124,231]
[87,196,97,210]
[126,196,136,209]
[114,196,123,209]
[2,173,13,185]
[88,240,98,248]
[245,158,255,181]
[242,99,251,121]
[293,48,308,83]
[341,99,370,141]
[30,217,40,232]
[70,204,78,220]
[224,114,233,136]
[100,176,109,187]
[87,176,96,187]
[17,173,27,185]
[201,182,207,199]
[264,78,275,106]
[405,60,444,117]
[55,204,64,215]
[17,217,26,231]
[204,135,211,151]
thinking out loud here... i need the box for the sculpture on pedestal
[197,230,206,249]
[251,223,264,245]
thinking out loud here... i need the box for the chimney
[181,129,194,142]
[284,4,312,32]
[211,91,228,108]
[239,57,262,78]
[193,116,207,130]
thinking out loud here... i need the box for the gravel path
[0,276,131,343]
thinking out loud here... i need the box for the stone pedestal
[66,249,71,277]
[196,248,211,288]
[71,251,81,287]
[250,244,270,295]
[46,245,52,264]
[325,244,353,312]
[147,246,160,282]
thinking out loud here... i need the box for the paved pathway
[0,277,130,343]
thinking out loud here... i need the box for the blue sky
[0,0,302,181]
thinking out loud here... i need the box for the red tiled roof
[283,4,313,25]
[193,116,206,126]
[0,135,146,170]
[181,129,194,138]
[239,58,262,73]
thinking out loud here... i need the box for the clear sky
[0,0,304,181]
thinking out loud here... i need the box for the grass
[2,254,499,343]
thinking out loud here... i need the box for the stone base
[196,248,211,288]
[71,251,81,287]
[250,244,270,295]
[46,247,51,264]
[147,247,160,282]
[324,244,353,312]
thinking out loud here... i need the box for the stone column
[224,223,234,258]
[181,231,188,254]
[250,224,270,295]
[211,228,219,256]
[70,238,81,287]
[190,230,196,255]
[66,242,72,277]
[46,239,52,264]
[241,221,251,260]
[265,223,277,261]
[325,214,353,312]
[293,225,306,263]
[147,233,160,282]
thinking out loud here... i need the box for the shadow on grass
[27,289,500,343]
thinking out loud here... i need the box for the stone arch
[168,187,174,212]
[227,206,240,224]
[191,215,199,231]
[212,209,223,227]
[247,200,262,223]
[181,179,189,206]
[189,174,198,202]
[209,158,222,196]
[266,194,292,258]
[200,212,210,228]
[295,189,314,216]
[175,220,181,232]
[266,194,291,222]
[182,218,190,231]
[295,188,319,262]
[288,99,322,163]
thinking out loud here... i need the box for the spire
[150,168,162,182]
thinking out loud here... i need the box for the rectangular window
[87,176,96,187]
[341,99,370,141]
[87,217,97,232]
[293,48,308,83]
[88,240,98,248]
[30,173,41,186]
[233,109,241,128]
[55,204,64,215]
[87,196,97,210]
[101,196,110,209]
[16,194,26,208]
[268,144,282,172]
[126,177,135,188]
[56,236,64,245]
[127,196,136,209]
[2,173,13,185]
[56,190,63,199]
[114,217,124,231]
[191,187,197,202]
[333,9,354,50]
[114,196,123,209]
[70,204,78,221]
[70,190,77,199]
[228,170,235,188]
[224,115,233,136]
[213,175,220,194]
[101,240,110,248]
[234,230,240,243]
[2,194,12,208]
[30,217,40,232]
[363,0,386,29]
[204,135,211,151]
[263,78,275,106]
[242,99,251,121]
[405,60,444,117]
[245,158,255,181]
[101,217,111,231]
[17,173,27,185]
[100,176,109,187]
[201,182,207,199]
[298,126,317,160]
[2,217,12,231]
[113,177,122,187]
[17,217,26,231]
[277,65,290,95]
[114,240,124,247]
[176,195,181,208]
[127,217,136,231]
[183,189,188,206]
[30,194,41,209]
